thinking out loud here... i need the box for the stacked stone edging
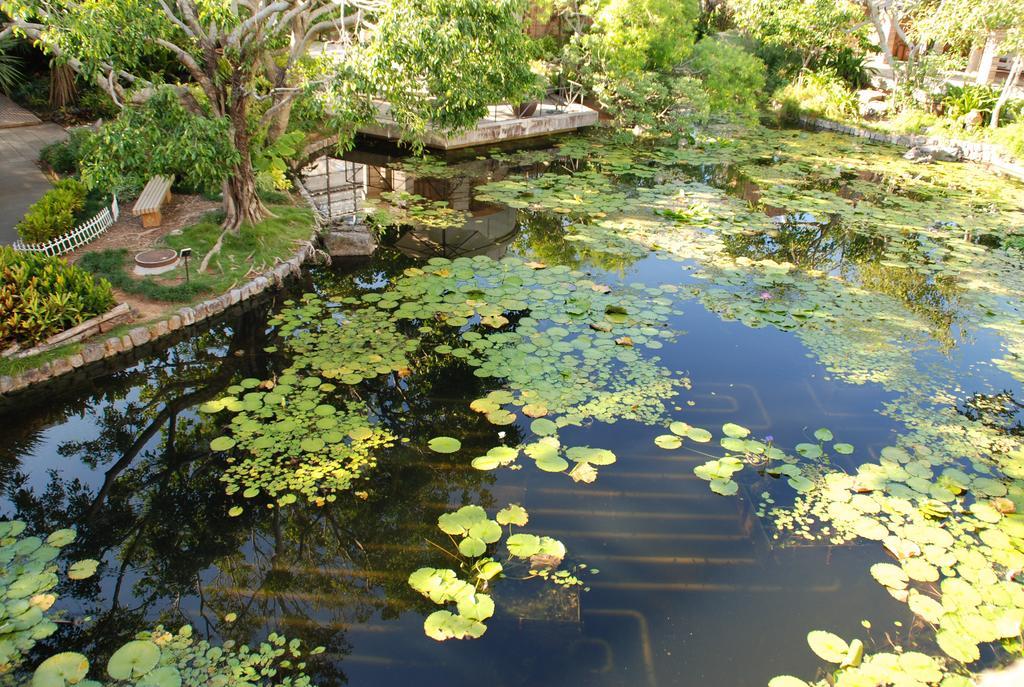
[0,238,318,397]
[799,116,1024,182]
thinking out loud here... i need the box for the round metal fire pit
[133,248,179,276]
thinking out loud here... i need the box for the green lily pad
[428,437,462,453]
[722,423,750,438]
[67,560,99,581]
[106,640,160,680]
[32,652,89,687]
[870,563,908,590]
[806,630,849,663]
[655,434,682,449]
[136,665,181,687]
[530,418,558,436]
[458,537,487,558]
[710,479,738,496]
[768,677,810,687]
[506,533,541,558]
[496,505,528,526]
[209,436,236,452]
[45,529,76,548]
[686,427,713,442]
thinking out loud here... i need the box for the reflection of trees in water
[857,260,964,352]
[514,210,643,274]
[722,221,966,351]
[1,305,289,672]
[721,218,885,275]
[958,390,1024,436]
[0,280,519,684]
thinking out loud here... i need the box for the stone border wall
[799,116,1024,182]
[0,239,319,397]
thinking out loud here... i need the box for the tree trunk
[222,169,266,232]
[866,0,898,90]
[222,94,268,233]
[991,56,1023,130]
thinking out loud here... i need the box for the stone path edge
[0,234,318,397]
[799,115,1024,182]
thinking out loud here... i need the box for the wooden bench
[132,175,174,228]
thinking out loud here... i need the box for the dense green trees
[729,0,865,69]
[0,0,536,231]
[581,0,700,77]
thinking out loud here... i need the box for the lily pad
[496,505,528,526]
[67,560,99,581]
[655,434,682,449]
[107,640,160,680]
[722,423,750,438]
[428,437,462,454]
[806,630,849,663]
[32,652,89,687]
[209,436,236,452]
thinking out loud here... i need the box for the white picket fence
[12,196,119,257]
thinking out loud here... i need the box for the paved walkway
[0,95,67,245]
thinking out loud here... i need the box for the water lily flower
[760,291,773,300]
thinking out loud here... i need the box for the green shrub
[40,128,95,176]
[992,121,1024,160]
[0,246,115,349]
[748,40,804,95]
[942,84,1000,124]
[815,47,875,90]
[594,72,710,139]
[76,86,119,119]
[777,97,803,126]
[15,178,89,244]
[582,0,700,77]
[687,37,767,122]
[776,68,858,121]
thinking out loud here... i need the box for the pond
[3,124,1024,687]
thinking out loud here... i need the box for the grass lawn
[0,204,315,380]
[79,204,315,304]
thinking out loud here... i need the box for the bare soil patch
[66,194,219,263]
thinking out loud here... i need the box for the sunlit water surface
[3,127,1024,687]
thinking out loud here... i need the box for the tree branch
[153,37,222,114]
[157,0,196,39]
[228,0,290,48]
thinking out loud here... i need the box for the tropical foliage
[0,0,538,231]
[0,245,114,349]
[14,178,88,244]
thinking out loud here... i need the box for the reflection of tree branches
[722,217,885,275]
[958,390,1024,436]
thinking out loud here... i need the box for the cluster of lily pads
[0,521,321,687]
[462,126,1024,683]
[184,120,1024,684]
[768,629,973,687]
[364,191,468,230]
[408,504,587,641]
[200,253,692,509]
[203,376,395,514]
[0,521,97,675]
